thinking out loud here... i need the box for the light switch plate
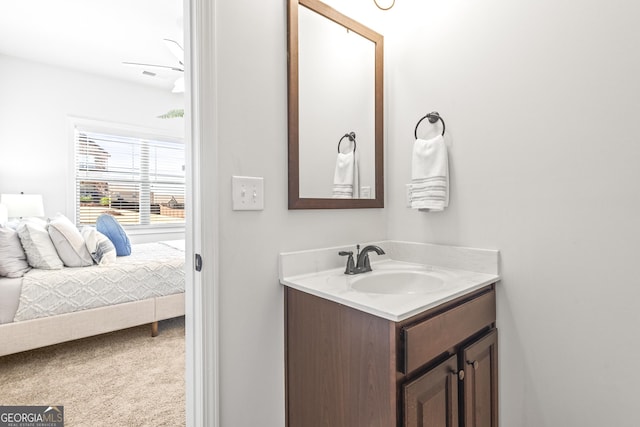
[406,184,412,208]
[232,176,264,211]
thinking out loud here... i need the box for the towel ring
[337,132,357,153]
[414,111,446,139]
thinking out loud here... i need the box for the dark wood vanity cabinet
[285,284,498,427]
[403,354,460,427]
[403,328,498,427]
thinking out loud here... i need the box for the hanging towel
[410,134,449,211]
[332,151,359,198]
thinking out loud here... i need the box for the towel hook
[337,132,357,153]
[414,111,446,139]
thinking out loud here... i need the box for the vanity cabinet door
[462,329,498,427]
[403,355,460,427]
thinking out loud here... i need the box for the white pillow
[81,227,116,265]
[16,220,63,270]
[0,203,7,226]
[0,226,31,277]
[21,216,47,228]
[48,213,93,267]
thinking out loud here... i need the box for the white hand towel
[410,134,449,211]
[332,151,359,199]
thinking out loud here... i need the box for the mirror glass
[298,6,375,199]
[288,0,384,209]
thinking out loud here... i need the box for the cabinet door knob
[467,360,479,370]
[451,369,465,381]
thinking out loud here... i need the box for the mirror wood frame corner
[287,0,384,209]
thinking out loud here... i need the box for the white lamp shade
[0,194,45,218]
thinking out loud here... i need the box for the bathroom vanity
[280,241,500,427]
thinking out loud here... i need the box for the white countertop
[279,241,500,322]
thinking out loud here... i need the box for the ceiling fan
[123,38,184,93]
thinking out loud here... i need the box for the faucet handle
[338,251,356,275]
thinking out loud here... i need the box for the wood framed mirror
[287,0,384,209]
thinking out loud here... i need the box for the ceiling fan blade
[163,38,184,65]
[123,61,183,72]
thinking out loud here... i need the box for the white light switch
[232,176,264,211]
[406,184,412,208]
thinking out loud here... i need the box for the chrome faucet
[339,244,385,275]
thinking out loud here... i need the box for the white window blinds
[74,127,185,227]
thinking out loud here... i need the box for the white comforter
[13,241,185,322]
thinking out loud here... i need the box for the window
[74,125,185,229]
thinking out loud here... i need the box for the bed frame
[0,293,184,357]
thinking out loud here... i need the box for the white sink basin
[350,270,445,295]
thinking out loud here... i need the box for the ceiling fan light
[172,76,185,93]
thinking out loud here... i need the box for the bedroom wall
[384,0,640,426]
[0,54,184,243]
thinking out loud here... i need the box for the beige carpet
[0,317,185,427]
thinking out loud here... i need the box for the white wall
[385,0,640,426]
[213,1,386,426]
[210,0,640,425]
[0,54,184,242]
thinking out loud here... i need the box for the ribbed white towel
[410,134,449,211]
[332,151,359,199]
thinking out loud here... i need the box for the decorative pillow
[96,214,131,256]
[48,214,94,267]
[0,203,7,227]
[81,227,117,265]
[16,220,64,270]
[0,226,31,277]
[21,216,47,228]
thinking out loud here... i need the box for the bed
[0,240,185,357]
